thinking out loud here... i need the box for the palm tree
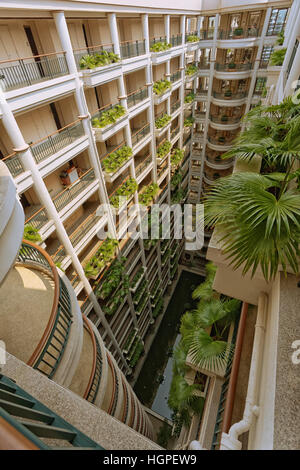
[181,298,241,371]
[168,373,204,427]
[205,99,300,281]
[205,171,300,281]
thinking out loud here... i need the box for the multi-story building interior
[0,0,299,451]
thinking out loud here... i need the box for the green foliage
[184,116,194,127]
[129,340,144,367]
[171,188,185,204]
[79,51,120,69]
[84,238,118,278]
[184,92,195,103]
[170,148,184,166]
[276,31,285,46]
[185,64,198,76]
[23,224,42,243]
[207,99,300,280]
[92,104,126,129]
[131,266,145,289]
[157,140,171,159]
[150,42,171,52]
[95,258,128,299]
[157,420,172,448]
[233,27,243,36]
[152,297,163,318]
[269,48,286,66]
[168,373,205,427]
[110,178,138,208]
[171,170,183,188]
[187,35,200,43]
[155,114,171,129]
[138,182,160,206]
[153,79,172,96]
[102,145,132,174]
[133,279,148,304]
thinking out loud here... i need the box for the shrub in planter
[171,148,184,166]
[84,237,118,278]
[102,145,132,174]
[103,286,128,315]
[228,62,236,69]
[269,48,286,66]
[110,178,138,208]
[276,31,284,45]
[157,140,172,159]
[185,64,198,76]
[95,258,128,299]
[171,188,185,204]
[23,224,42,243]
[131,266,145,289]
[92,104,126,129]
[171,170,183,188]
[153,79,172,96]
[155,114,171,129]
[184,92,195,103]
[79,51,120,69]
[233,27,243,36]
[184,117,194,127]
[139,183,160,206]
[150,42,171,53]
[187,35,200,43]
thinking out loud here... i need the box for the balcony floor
[0,266,54,363]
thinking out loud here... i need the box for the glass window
[267,8,288,36]
[260,45,273,67]
[287,39,299,78]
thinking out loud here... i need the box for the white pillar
[142,14,150,54]
[165,14,170,43]
[117,76,128,110]
[181,15,186,45]
[108,13,121,57]
[52,11,117,238]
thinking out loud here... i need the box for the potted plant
[23,224,42,243]
[157,140,172,161]
[233,27,243,36]
[79,50,120,70]
[153,79,172,96]
[155,113,171,130]
[138,182,160,206]
[102,145,133,177]
[187,34,200,43]
[150,42,171,53]
[185,64,198,76]
[110,178,138,209]
[92,104,126,129]
[184,92,195,104]
[171,148,184,166]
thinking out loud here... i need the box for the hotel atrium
[0,0,299,451]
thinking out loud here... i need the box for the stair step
[0,399,54,424]
[17,419,77,441]
[0,389,35,408]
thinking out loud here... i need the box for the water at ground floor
[134,269,204,420]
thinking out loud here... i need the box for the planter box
[186,41,200,52]
[93,113,128,142]
[153,88,171,105]
[185,72,198,82]
[111,194,134,216]
[151,50,171,65]
[156,151,171,164]
[155,122,171,138]
[103,157,133,183]
[81,62,122,87]
[130,266,147,293]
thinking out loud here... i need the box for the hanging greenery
[92,104,126,129]
[150,42,171,53]
[79,51,120,69]
[153,79,172,96]
[102,146,132,174]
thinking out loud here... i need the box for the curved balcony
[207,136,235,151]
[211,91,248,107]
[0,241,73,379]
[217,28,260,48]
[203,172,220,185]
[209,114,241,130]
[194,110,206,122]
[215,63,253,80]
[205,154,235,170]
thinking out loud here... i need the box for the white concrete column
[142,14,150,54]
[117,76,128,110]
[52,11,117,238]
[165,15,170,43]
[108,13,121,57]
[181,15,186,46]
[197,16,202,36]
